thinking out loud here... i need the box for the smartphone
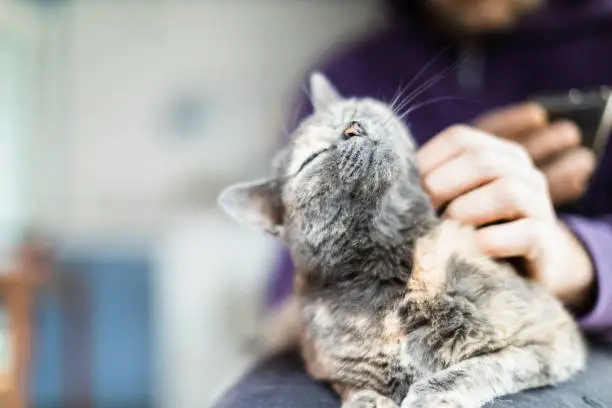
[532,86,612,161]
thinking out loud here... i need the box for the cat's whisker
[386,81,427,125]
[391,44,476,116]
[387,46,451,114]
[397,96,478,121]
[393,45,452,105]
[386,84,408,124]
[392,61,460,115]
[389,80,415,113]
[386,83,461,127]
[388,84,405,112]
[387,81,423,124]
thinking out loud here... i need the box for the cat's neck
[292,186,438,308]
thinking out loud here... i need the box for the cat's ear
[218,178,285,236]
[309,72,341,112]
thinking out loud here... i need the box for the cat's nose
[342,121,366,139]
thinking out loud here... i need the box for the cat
[217,72,586,408]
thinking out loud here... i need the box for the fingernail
[530,103,548,123]
[557,121,581,145]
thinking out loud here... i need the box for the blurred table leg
[0,276,34,408]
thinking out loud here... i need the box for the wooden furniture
[0,245,48,408]
[0,273,34,408]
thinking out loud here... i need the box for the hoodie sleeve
[561,214,612,334]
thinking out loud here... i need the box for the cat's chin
[338,143,402,187]
[337,150,375,184]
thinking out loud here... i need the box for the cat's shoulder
[409,220,494,294]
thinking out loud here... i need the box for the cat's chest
[299,302,406,379]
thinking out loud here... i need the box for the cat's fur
[218,73,586,408]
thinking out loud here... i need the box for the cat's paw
[400,393,467,408]
[342,390,399,408]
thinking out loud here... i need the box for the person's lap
[214,337,612,408]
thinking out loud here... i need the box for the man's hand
[473,102,596,206]
[419,125,594,311]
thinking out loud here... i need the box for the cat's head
[218,73,428,254]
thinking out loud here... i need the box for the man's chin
[430,0,544,34]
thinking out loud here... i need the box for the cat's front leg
[342,389,399,408]
[400,341,585,408]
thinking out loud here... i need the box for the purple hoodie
[267,0,612,337]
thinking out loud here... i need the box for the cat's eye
[296,151,322,174]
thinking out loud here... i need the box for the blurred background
[0,0,386,407]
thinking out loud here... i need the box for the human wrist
[556,220,596,314]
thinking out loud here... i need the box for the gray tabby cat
[218,73,586,408]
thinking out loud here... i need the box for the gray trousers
[214,337,612,408]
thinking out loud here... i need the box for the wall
[0,2,42,266]
[42,1,385,239]
[36,2,384,407]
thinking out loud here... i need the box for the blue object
[31,249,152,407]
